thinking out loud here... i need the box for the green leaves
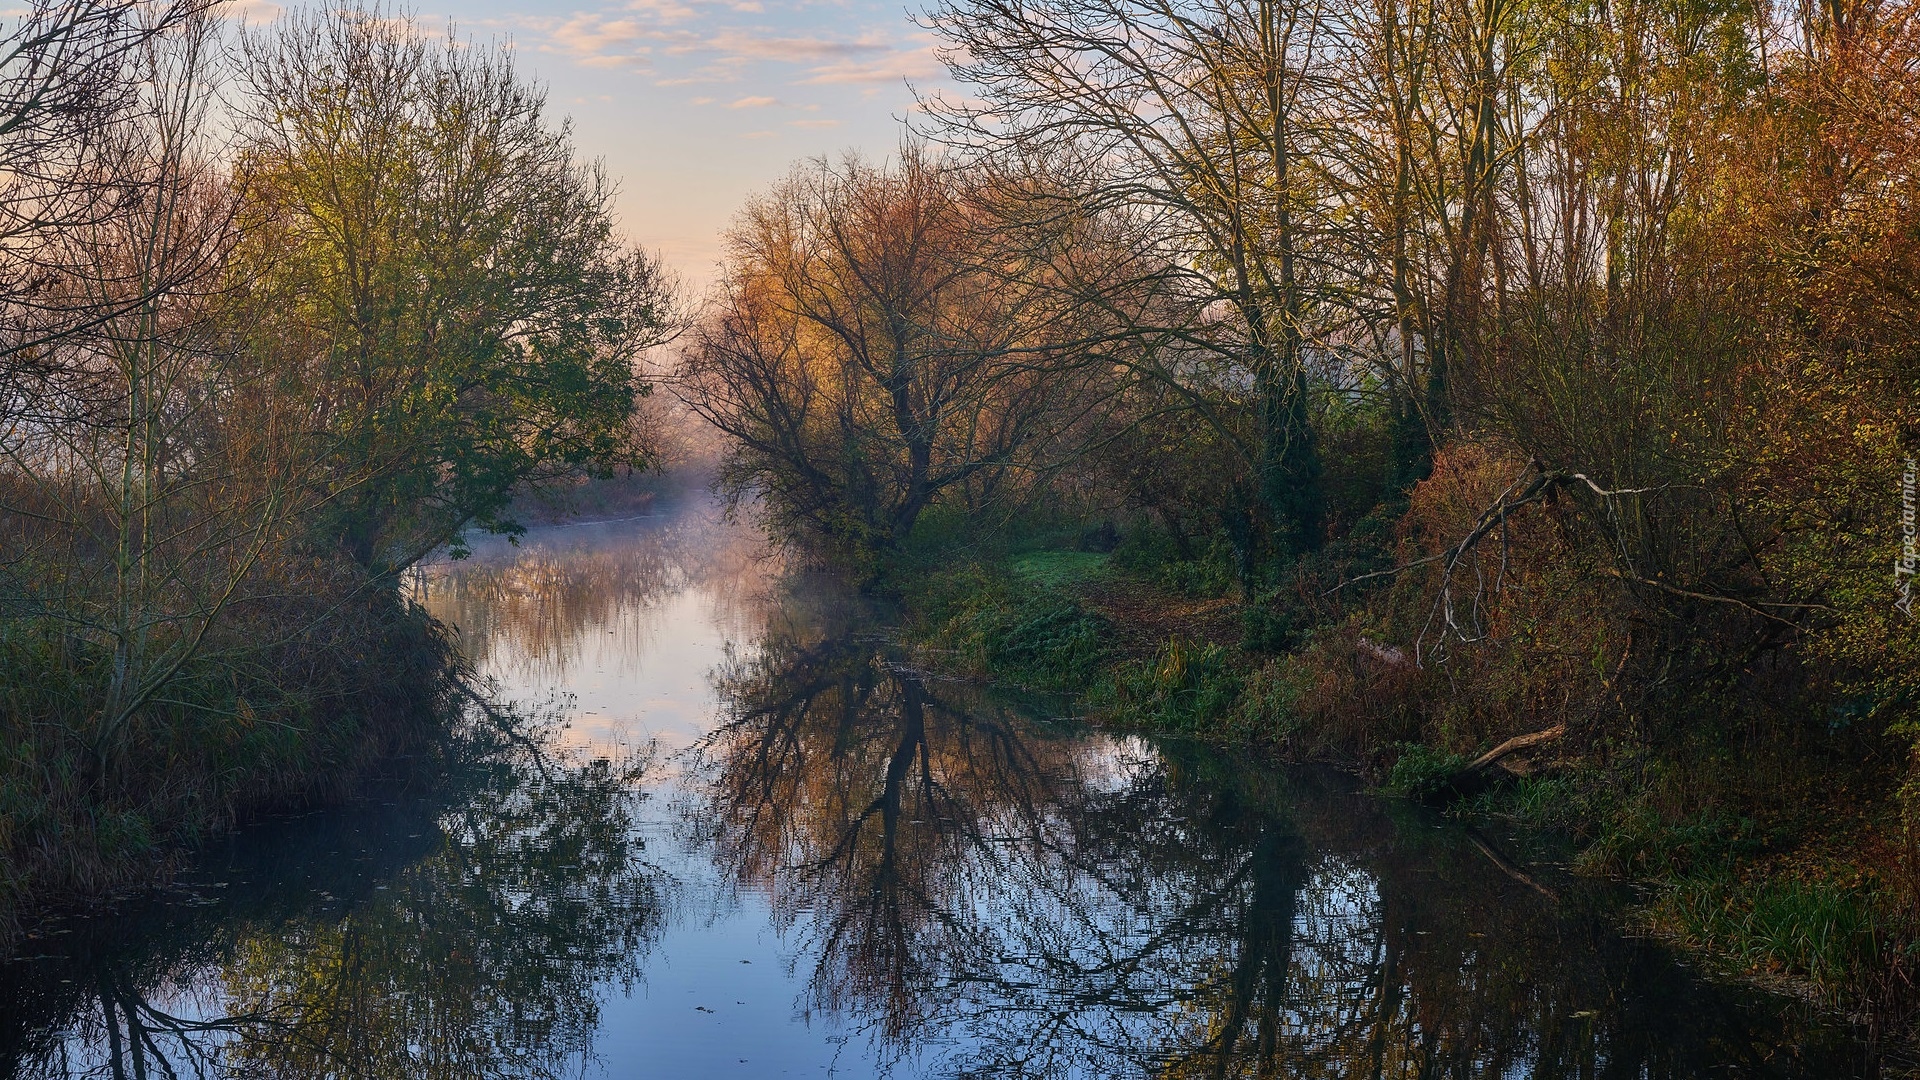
[235,8,672,574]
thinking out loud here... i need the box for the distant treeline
[0,0,670,927]
[683,0,1920,1017]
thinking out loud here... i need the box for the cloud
[660,28,892,63]
[623,0,698,24]
[788,118,842,128]
[652,57,752,86]
[578,53,651,68]
[498,3,947,93]
[798,42,942,85]
[536,13,659,68]
[223,0,284,21]
[727,95,778,108]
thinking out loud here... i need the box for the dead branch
[1595,567,1835,627]
[1463,723,1566,773]
[1421,723,1570,805]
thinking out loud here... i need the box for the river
[0,498,1883,1077]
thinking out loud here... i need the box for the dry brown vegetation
[0,1,671,935]
[687,0,1920,1027]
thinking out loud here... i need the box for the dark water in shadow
[0,500,1884,1077]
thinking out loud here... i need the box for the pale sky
[419,0,949,290]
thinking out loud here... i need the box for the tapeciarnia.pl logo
[1899,458,1917,618]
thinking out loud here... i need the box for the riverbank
[0,489,724,956]
[0,592,463,953]
[889,529,1919,1046]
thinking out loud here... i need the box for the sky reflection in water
[0,498,1882,1078]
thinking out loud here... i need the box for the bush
[1384,743,1471,800]
[1111,526,1236,598]
[917,564,1112,693]
[1576,803,1774,877]
[0,592,459,940]
[1104,638,1244,734]
[1459,772,1611,834]
[980,594,1112,692]
[1243,584,1312,654]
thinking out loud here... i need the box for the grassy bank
[0,591,463,948]
[889,522,1919,1035]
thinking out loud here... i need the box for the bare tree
[0,0,212,371]
[922,0,1359,562]
[0,7,310,771]
[678,148,1099,567]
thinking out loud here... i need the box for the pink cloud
[497,4,948,95]
[623,0,698,24]
[799,42,941,85]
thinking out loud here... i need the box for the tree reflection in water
[0,728,662,1080]
[414,501,771,687]
[691,598,1869,1079]
[690,600,1085,1046]
[0,561,1875,1080]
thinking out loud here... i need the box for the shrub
[1575,803,1774,878]
[1104,638,1244,734]
[979,594,1112,692]
[1384,743,1471,800]
[1111,526,1236,598]
[917,564,1111,693]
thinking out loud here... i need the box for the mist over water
[0,497,1881,1078]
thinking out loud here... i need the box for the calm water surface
[0,500,1885,1077]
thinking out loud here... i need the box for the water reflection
[691,596,1085,1047]
[0,734,660,1079]
[416,503,771,693]
[690,597,1874,1078]
[0,505,1879,1078]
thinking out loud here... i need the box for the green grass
[1575,803,1776,877]
[1383,743,1471,800]
[1653,874,1890,992]
[904,537,1301,743]
[1102,638,1245,735]
[979,593,1111,692]
[1007,550,1111,589]
[1458,773,1605,833]
[910,561,1112,694]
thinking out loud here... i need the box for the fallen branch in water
[1422,723,1569,804]
[1464,723,1568,773]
